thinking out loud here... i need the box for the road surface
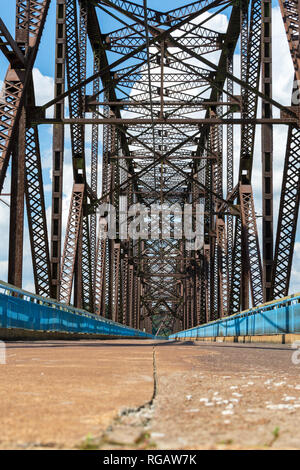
[0,339,300,449]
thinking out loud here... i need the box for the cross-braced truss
[1,0,300,334]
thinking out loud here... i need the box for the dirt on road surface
[1,339,300,449]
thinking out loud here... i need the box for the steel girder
[1,1,300,334]
[271,1,300,299]
[3,1,51,293]
[261,0,273,302]
[59,183,84,304]
[0,0,50,193]
[51,0,66,299]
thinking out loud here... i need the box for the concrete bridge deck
[1,340,300,450]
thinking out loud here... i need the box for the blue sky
[0,0,299,296]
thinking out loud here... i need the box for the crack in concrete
[79,346,159,450]
[119,345,158,416]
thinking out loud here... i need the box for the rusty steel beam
[239,184,263,307]
[261,0,273,302]
[8,108,26,288]
[0,0,50,193]
[271,3,300,299]
[0,18,25,65]
[30,116,295,125]
[272,124,300,299]
[59,184,84,305]
[24,122,51,298]
[7,1,50,292]
[2,1,300,334]
[51,0,66,299]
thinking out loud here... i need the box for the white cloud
[272,6,294,107]
[32,68,54,118]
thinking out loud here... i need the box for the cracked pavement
[1,339,300,449]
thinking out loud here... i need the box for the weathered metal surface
[0,1,299,333]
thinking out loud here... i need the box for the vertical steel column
[132,272,139,329]
[239,2,250,311]
[99,100,115,317]
[203,244,210,323]
[0,70,24,193]
[227,57,234,285]
[74,0,88,310]
[272,1,300,298]
[136,276,141,330]
[121,254,129,324]
[128,264,134,327]
[0,0,50,194]
[8,108,25,288]
[195,268,201,325]
[82,211,94,311]
[238,0,262,309]
[25,123,51,297]
[272,124,300,298]
[108,126,118,320]
[183,279,187,330]
[229,216,242,313]
[207,127,217,321]
[64,0,86,307]
[74,217,83,308]
[94,235,106,316]
[261,0,273,302]
[59,184,84,305]
[216,218,229,317]
[51,0,65,299]
[110,242,120,322]
[187,278,192,328]
[188,275,193,328]
[240,184,263,307]
[90,53,100,289]
[7,0,29,288]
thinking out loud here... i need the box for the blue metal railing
[169,293,300,340]
[0,281,154,339]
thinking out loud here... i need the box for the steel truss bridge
[0,0,300,337]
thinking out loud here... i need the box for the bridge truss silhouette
[0,0,299,335]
